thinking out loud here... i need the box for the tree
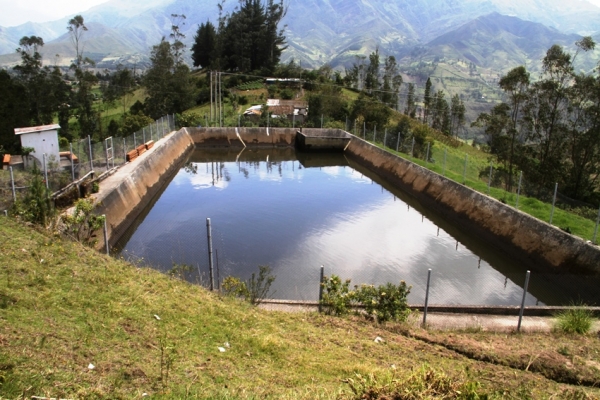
[381,56,402,108]
[344,55,367,90]
[423,77,432,124]
[497,66,529,191]
[192,20,217,68]
[405,83,416,118]
[365,47,380,95]
[350,93,391,133]
[67,15,87,68]
[0,71,30,152]
[144,38,195,119]
[169,14,187,66]
[212,0,287,73]
[450,94,466,138]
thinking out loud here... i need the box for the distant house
[14,124,61,167]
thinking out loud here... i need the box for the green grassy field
[1,217,599,399]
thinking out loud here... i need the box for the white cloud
[0,0,107,27]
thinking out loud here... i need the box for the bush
[11,165,54,226]
[354,281,411,323]
[555,306,595,334]
[320,276,412,323]
[320,275,353,316]
[221,265,276,305]
[60,198,105,246]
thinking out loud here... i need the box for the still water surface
[115,148,595,306]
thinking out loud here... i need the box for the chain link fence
[356,126,600,244]
[0,115,176,211]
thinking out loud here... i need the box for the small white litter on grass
[218,347,226,353]
[88,363,95,370]
[374,336,384,343]
[154,314,161,320]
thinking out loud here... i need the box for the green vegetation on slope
[1,217,600,399]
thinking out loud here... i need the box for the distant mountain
[0,0,599,70]
[416,13,584,73]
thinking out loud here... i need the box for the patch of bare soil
[394,326,600,387]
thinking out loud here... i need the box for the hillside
[1,0,600,70]
[1,216,600,398]
[422,13,583,73]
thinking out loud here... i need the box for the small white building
[14,124,61,168]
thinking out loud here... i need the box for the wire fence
[0,115,176,211]
[352,126,600,244]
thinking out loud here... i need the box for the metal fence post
[206,218,214,291]
[462,154,468,184]
[88,135,93,172]
[383,129,387,149]
[549,183,558,224]
[516,171,523,208]
[318,265,325,313]
[103,215,109,255]
[373,124,377,142]
[517,270,531,332]
[593,204,600,244]
[123,138,127,163]
[69,142,75,181]
[443,148,447,176]
[321,114,323,129]
[396,132,400,152]
[363,122,366,139]
[9,166,16,202]
[487,162,493,194]
[425,142,430,163]
[422,269,432,328]
[411,137,415,159]
[43,153,48,189]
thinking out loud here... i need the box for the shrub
[319,276,412,322]
[221,265,276,305]
[555,306,595,334]
[320,275,353,316]
[245,265,276,305]
[60,198,105,246]
[354,281,411,323]
[11,165,54,226]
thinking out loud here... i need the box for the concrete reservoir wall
[94,127,600,275]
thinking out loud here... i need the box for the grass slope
[1,218,600,399]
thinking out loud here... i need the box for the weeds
[319,276,411,323]
[60,198,106,245]
[344,364,487,399]
[554,305,595,334]
[221,265,276,305]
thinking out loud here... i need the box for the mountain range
[0,0,599,73]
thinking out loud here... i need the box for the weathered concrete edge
[260,299,600,317]
[344,135,600,275]
[93,128,195,250]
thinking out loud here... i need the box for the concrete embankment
[93,128,195,250]
[93,127,600,277]
[345,135,600,274]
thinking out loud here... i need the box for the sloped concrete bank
[345,135,600,274]
[94,127,600,276]
[93,128,195,250]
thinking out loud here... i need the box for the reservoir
[114,147,598,306]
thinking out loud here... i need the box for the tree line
[474,37,600,203]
